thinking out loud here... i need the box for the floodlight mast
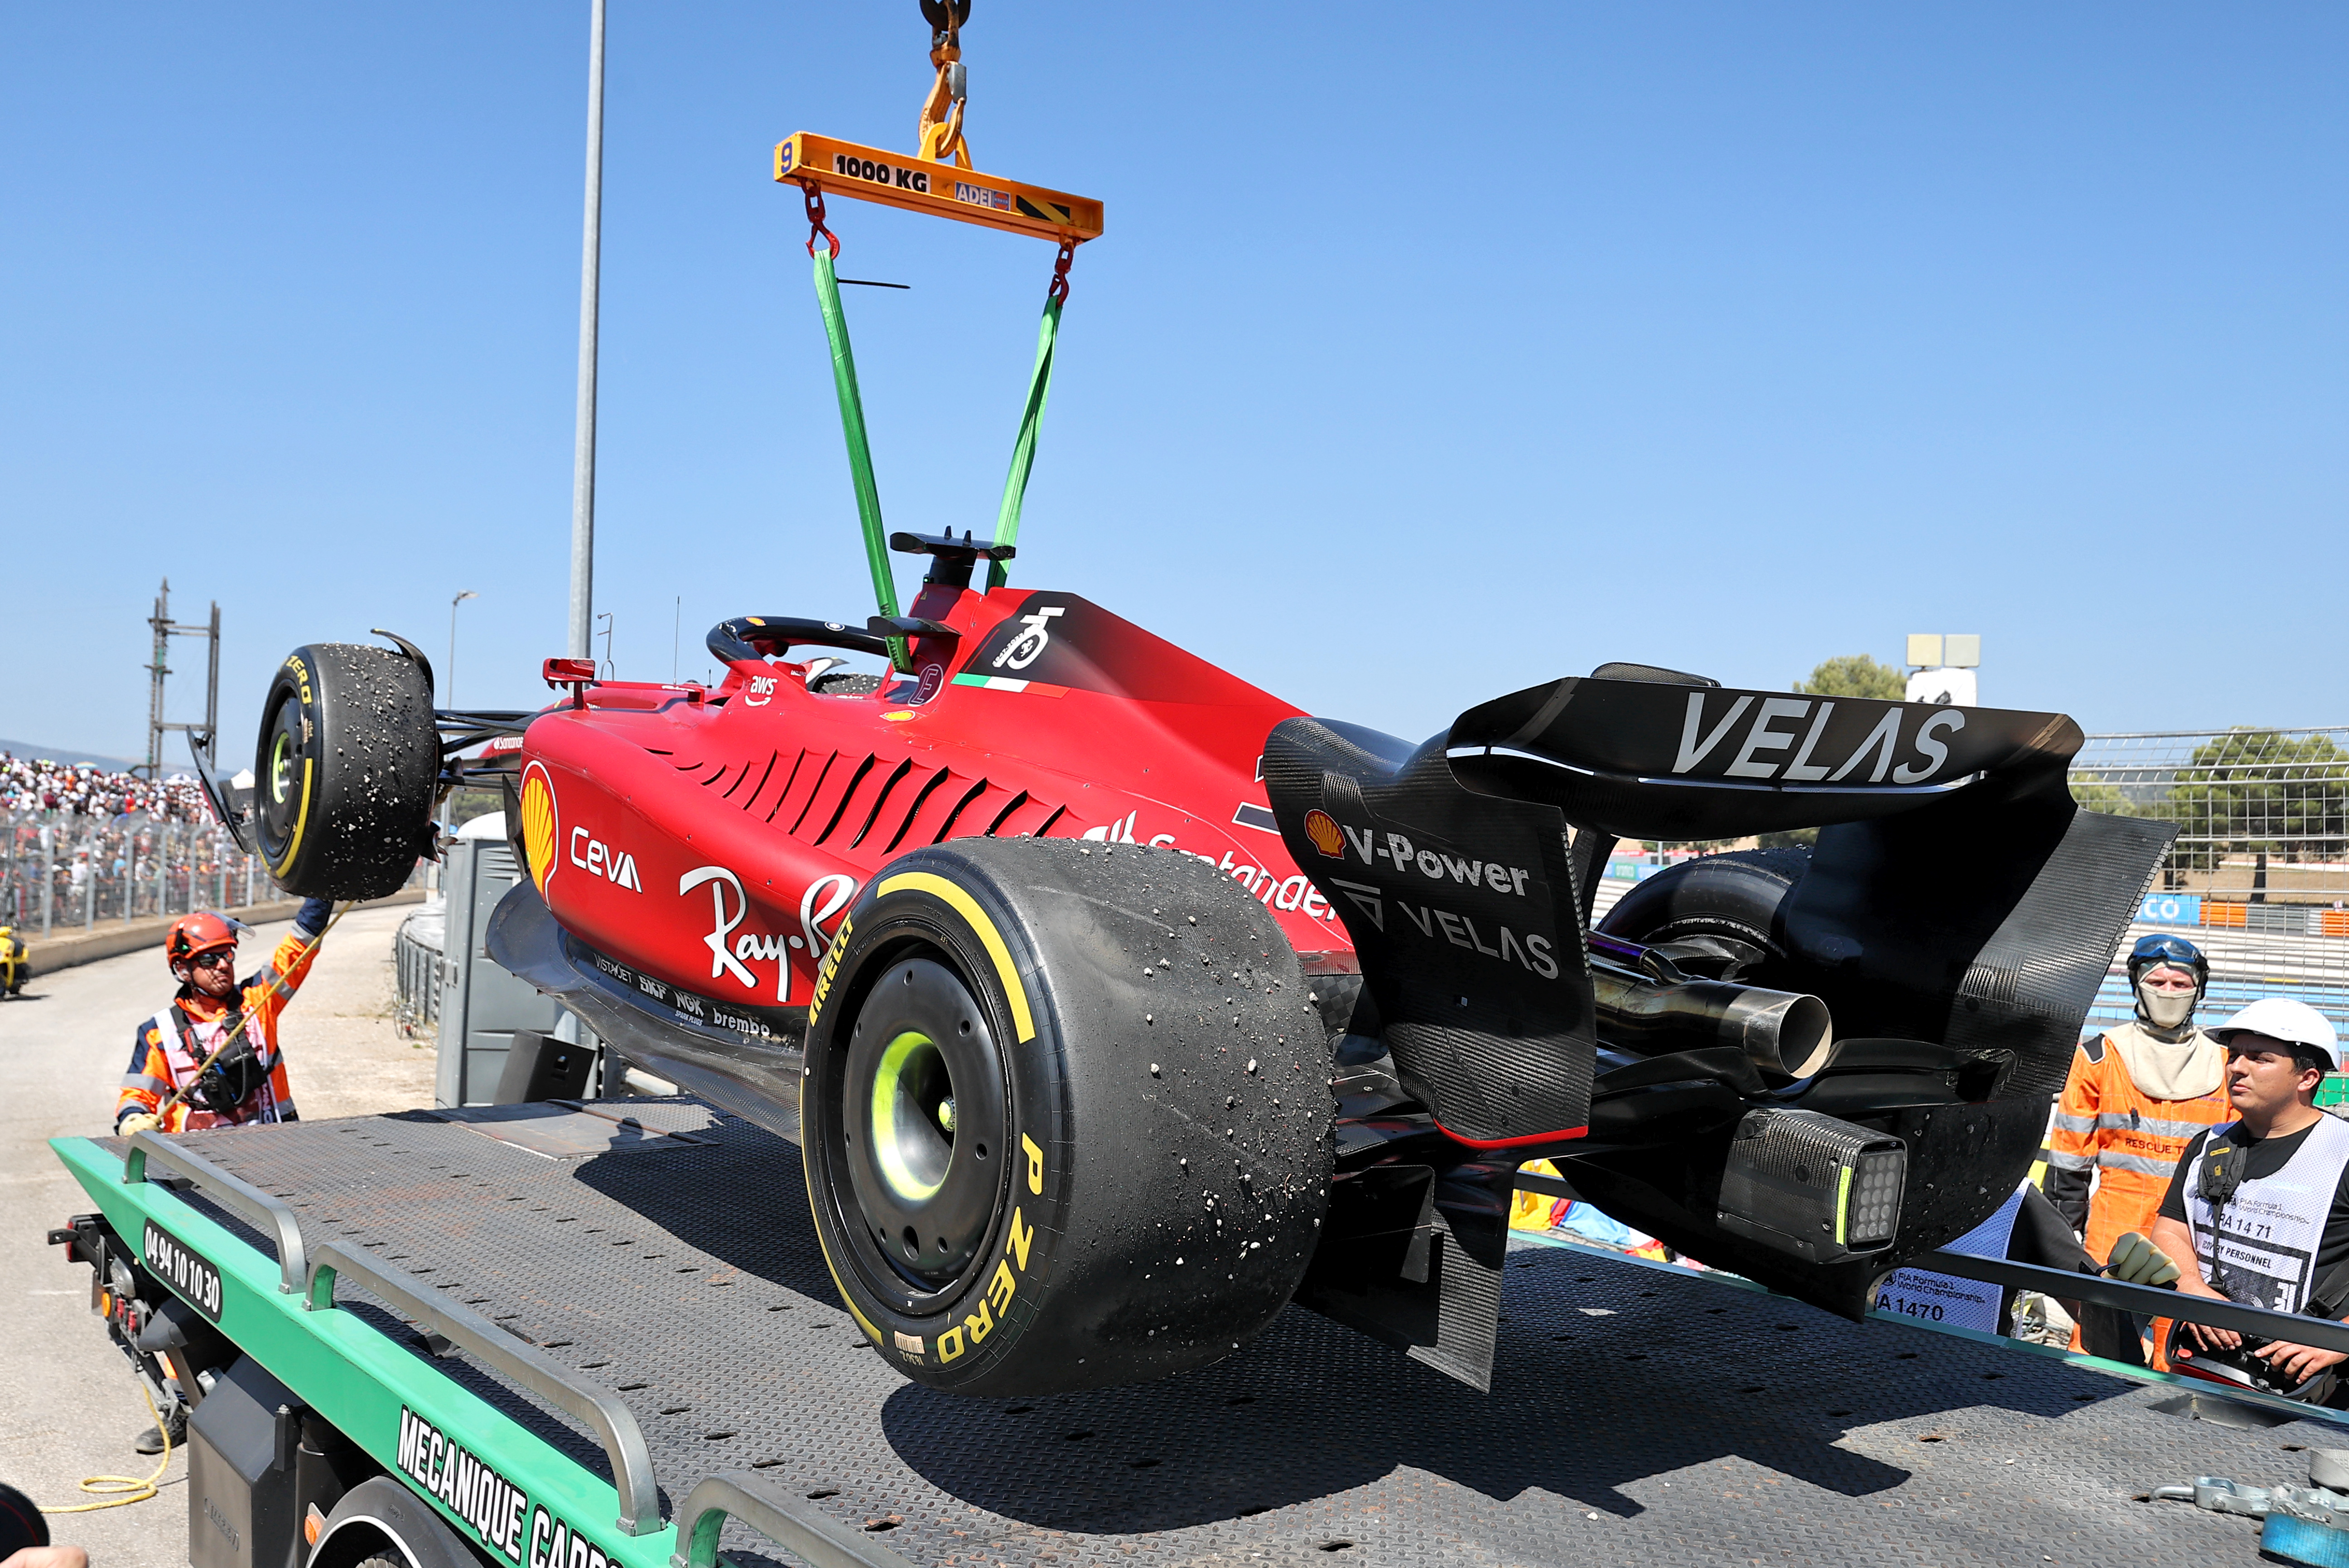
[568,0,607,662]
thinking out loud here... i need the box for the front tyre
[803,838,1332,1397]
[255,643,439,899]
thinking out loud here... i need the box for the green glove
[2105,1230,2181,1287]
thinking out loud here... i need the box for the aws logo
[519,763,559,893]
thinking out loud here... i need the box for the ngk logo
[569,828,643,892]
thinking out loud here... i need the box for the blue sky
[4,2,2341,763]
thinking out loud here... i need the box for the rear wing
[1444,676,2083,841]
[1264,675,2173,1281]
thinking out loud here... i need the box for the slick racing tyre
[802,838,1332,1397]
[255,643,439,899]
[1596,847,1809,984]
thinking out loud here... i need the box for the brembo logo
[1671,693,1966,785]
[569,828,642,892]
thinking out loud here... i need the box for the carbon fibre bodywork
[1263,673,2171,1347]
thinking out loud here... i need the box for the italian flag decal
[952,675,1067,697]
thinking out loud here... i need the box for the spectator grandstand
[0,751,209,821]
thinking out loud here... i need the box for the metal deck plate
[431,1101,716,1158]
[155,1104,2326,1567]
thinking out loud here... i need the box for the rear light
[1846,1148,1907,1248]
[1717,1108,1908,1265]
[543,657,597,710]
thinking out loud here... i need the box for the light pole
[448,591,478,710]
[569,0,607,661]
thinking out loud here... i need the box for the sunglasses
[187,950,236,970]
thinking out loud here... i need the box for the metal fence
[2072,726,2349,919]
[1,810,270,935]
[394,902,444,1040]
[2047,727,2349,1032]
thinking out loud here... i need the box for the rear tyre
[254,643,438,899]
[1596,848,1809,980]
[802,838,1332,1397]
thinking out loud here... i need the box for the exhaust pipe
[1590,963,1834,1081]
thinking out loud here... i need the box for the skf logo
[569,828,642,892]
[1302,810,1345,860]
[519,762,559,893]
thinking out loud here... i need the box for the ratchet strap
[987,241,1075,590]
[801,184,1076,613]
[804,186,911,673]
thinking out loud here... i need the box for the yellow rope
[40,1385,172,1513]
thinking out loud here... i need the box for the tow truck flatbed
[49,1102,2339,1568]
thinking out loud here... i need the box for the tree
[2166,729,2348,870]
[1758,655,1908,849]
[1796,655,1906,701]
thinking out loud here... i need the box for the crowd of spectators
[0,753,207,821]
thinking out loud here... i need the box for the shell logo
[520,762,559,893]
[1302,809,1346,860]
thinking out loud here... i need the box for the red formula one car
[207,536,2171,1400]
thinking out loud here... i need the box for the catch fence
[2069,727,2349,1033]
[2071,725,2349,922]
[2,810,270,935]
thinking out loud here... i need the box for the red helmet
[165,912,238,965]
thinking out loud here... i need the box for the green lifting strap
[810,244,911,672]
[986,290,1064,591]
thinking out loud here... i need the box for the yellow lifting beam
[772,0,1101,246]
[773,133,1102,245]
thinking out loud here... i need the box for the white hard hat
[2209,998,2341,1071]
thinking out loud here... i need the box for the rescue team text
[395,1407,610,1568]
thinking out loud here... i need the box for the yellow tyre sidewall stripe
[878,871,1036,1042]
[271,756,315,878]
[808,866,1042,1354]
[800,1072,887,1346]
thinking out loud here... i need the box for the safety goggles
[187,950,236,970]
[2131,933,2203,970]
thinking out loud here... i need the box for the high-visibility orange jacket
[2045,1028,2232,1267]
[115,926,320,1134]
